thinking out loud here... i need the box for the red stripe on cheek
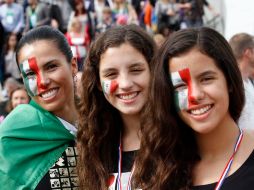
[28,58,46,93]
[179,68,194,107]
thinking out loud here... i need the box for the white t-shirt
[238,78,254,129]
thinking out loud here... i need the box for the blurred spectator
[66,17,89,70]
[3,33,21,82]
[6,86,30,112]
[112,0,138,25]
[0,77,22,122]
[93,0,110,26]
[229,33,254,129]
[153,33,165,47]
[68,0,94,40]
[0,21,5,84]
[36,0,51,26]
[23,0,43,33]
[75,71,82,98]
[155,0,180,37]
[95,6,114,34]
[0,0,24,39]
[177,0,218,28]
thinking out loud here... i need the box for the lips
[39,88,59,99]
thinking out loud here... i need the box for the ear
[70,57,78,76]
[243,48,252,59]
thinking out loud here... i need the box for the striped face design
[20,57,45,97]
[102,80,118,95]
[170,68,192,111]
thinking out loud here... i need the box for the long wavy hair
[77,24,156,189]
[133,27,245,189]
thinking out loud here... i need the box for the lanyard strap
[117,134,135,190]
[214,128,243,190]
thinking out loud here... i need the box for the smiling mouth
[118,92,138,100]
[40,88,58,99]
[188,105,213,115]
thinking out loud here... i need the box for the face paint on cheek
[170,68,192,111]
[20,57,41,97]
[102,80,118,95]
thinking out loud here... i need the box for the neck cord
[214,127,243,190]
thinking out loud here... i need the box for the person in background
[23,0,42,34]
[0,26,79,189]
[77,24,156,189]
[137,27,254,189]
[229,33,254,129]
[66,17,89,71]
[0,86,30,123]
[0,0,24,40]
[95,6,114,35]
[3,33,21,82]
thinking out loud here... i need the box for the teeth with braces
[190,105,211,115]
[119,92,138,100]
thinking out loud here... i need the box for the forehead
[18,40,64,66]
[99,43,148,70]
[169,49,219,74]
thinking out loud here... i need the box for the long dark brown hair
[77,24,156,189]
[134,27,245,189]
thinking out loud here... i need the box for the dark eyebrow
[101,68,117,74]
[43,59,59,68]
[198,70,217,78]
[129,62,146,68]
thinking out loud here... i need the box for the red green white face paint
[170,68,192,111]
[102,80,118,95]
[20,57,46,97]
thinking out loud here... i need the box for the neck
[196,115,240,160]
[54,101,78,126]
[121,113,141,151]
[239,60,253,80]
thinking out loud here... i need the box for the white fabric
[57,117,77,137]
[238,79,254,129]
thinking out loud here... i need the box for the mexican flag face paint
[102,80,118,95]
[170,68,192,111]
[20,57,43,97]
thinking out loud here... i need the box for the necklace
[214,127,243,190]
[117,134,135,190]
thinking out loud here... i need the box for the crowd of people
[1,0,254,190]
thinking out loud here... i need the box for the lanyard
[117,134,135,190]
[214,128,243,190]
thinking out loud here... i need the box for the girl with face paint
[0,26,79,189]
[140,27,254,190]
[77,24,156,190]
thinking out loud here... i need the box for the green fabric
[0,100,75,190]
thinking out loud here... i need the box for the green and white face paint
[170,68,192,111]
[20,57,44,97]
[102,80,118,95]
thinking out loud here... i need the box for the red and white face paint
[20,57,47,97]
[170,68,193,111]
[102,80,118,95]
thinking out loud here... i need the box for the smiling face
[169,48,231,134]
[17,40,77,115]
[11,89,30,109]
[99,43,150,117]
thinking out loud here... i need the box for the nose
[38,72,50,89]
[188,83,205,105]
[117,73,133,90]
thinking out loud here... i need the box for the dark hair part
[77,24,156,190]
[136,27,245,189]
[16,26,73,65]
[229,33,254,60]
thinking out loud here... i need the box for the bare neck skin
[120,113,141,151]
[193,115,241,185]
[54,100,78,126]
[238,59,254,80]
